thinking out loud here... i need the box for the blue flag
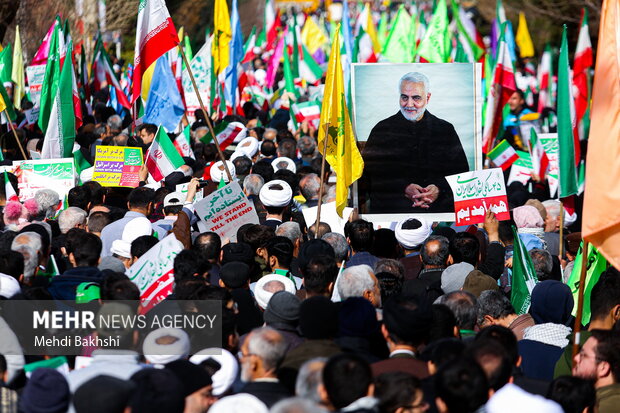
[144,55,185,132]
[225,0,244,111]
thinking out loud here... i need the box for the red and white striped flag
[131,0,179,104]
[537,45,553,112]
[199,121,245,150]
[146,126,185,181]
[482,24,516,153]
[292,101,321,128]
[487,139,518,170]
[528,129,550,180]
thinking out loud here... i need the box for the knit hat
[338,297,379,338]
[210,160,236,183]
[237,137,259,158]
[19,368,70,413]
[530,280,574,325]
[221,242,254,266]
[98,256,127,273]
[395,218,432,250]
[462,270,499,297]
[383,296,433,345]
[441,262,474,293]
[259,179,292,207]
[209,393,268,413]
[271,157,297,173]
[264,291,301,326]
[129,368,185,413]
[254,274,296,309]
[299,296,339,339]
[220,262,251,288]
[513,205,544,229]
[0,272,21,299]
[73,375,135,413]
[75,282,101,304]
[165,359,213,397]
[143,328,191,366]
[190,348,239,396]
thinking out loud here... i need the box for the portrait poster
[92,146,143,187]
[351,63,482,223]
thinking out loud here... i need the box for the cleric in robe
[361,72,470,213]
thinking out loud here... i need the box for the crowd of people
[0,103,617,413]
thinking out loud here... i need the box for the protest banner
[194,181,259,241]
[126,233,184,314]
[181,40,211,122]
[446,168,510,226]
[13,158,75,202]
[176,182,204,201]
[506,134,559,196]
[352,63,483,220]
[25,65,46,108]
[92,146,143,187]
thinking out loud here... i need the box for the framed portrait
[351,63,483,224]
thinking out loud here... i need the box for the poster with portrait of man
[352,63,483,222]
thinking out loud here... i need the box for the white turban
[110,217,153,258]
[271,157,297,173]
[210,160,236,183]
[190,348,239,396]
[0,273,21,299]
[254,274,296,309]
[259,179,292,207]
[395,218,432,250]
[143,327,190,366]
[209,394,268,413]
[236,137,259,158]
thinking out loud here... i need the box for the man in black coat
[361,72,470,213]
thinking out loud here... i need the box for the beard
[400,105,426,122]
[241,359,253,382]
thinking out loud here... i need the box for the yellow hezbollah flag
[12,26,25,109]
[0,86,6,114]
[515,12,535,58]
[317,25,364,217]
[212,0,231,75]
[301,16,328,55]
[364,3,381,53]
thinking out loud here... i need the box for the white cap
[259,180,293,208]
[190,348,239,396]
[236,137,259,158]
[271,157,297,173]
[395,218,432,250]
[143,328,191,366]
[164,192,184,207]
[210,160,236,183]
[229,122,248,143]
[209,394,268,413]
[0,273,21,298]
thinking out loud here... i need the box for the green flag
[567,242,608,325]
[415,0,450,63]
[38,19,62,133]
[557,25,578,198]
[382,6,414,63]
[511,226,539,315]
[0,43,13,83]
[377,11,388,48]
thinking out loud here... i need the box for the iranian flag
[41,43,76,159]
[146,126,185,182]
[300,44,324,84]
[482,24,516,153]
[264,0,278,47]
[354,25,378,63]
[242,27,257,64]
[537,44,553,112]
[174,125,195,159]
[511,226,539,314]
[199,121,244,150]
[573,9,592,142]
[4,171,18,202]
[528,129,550,180]
[132,0,179,104]
[487,139,518,170]
[92,37,131,109]
[292,101,321,127]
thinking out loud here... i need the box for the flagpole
[558,200,565,258]
[178,47,233,182]
[314,123,330,239]
[572,238,589,368]
[5,110,27,160]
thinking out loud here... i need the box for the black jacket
[361,111,469,213]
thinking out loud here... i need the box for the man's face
[573,337,600,380]
[369,273,382,308]
[185,385,215,413]
[399,81,430,122]
[508,92,525,112]
[240,334,255,382]
[139,129,155,145]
